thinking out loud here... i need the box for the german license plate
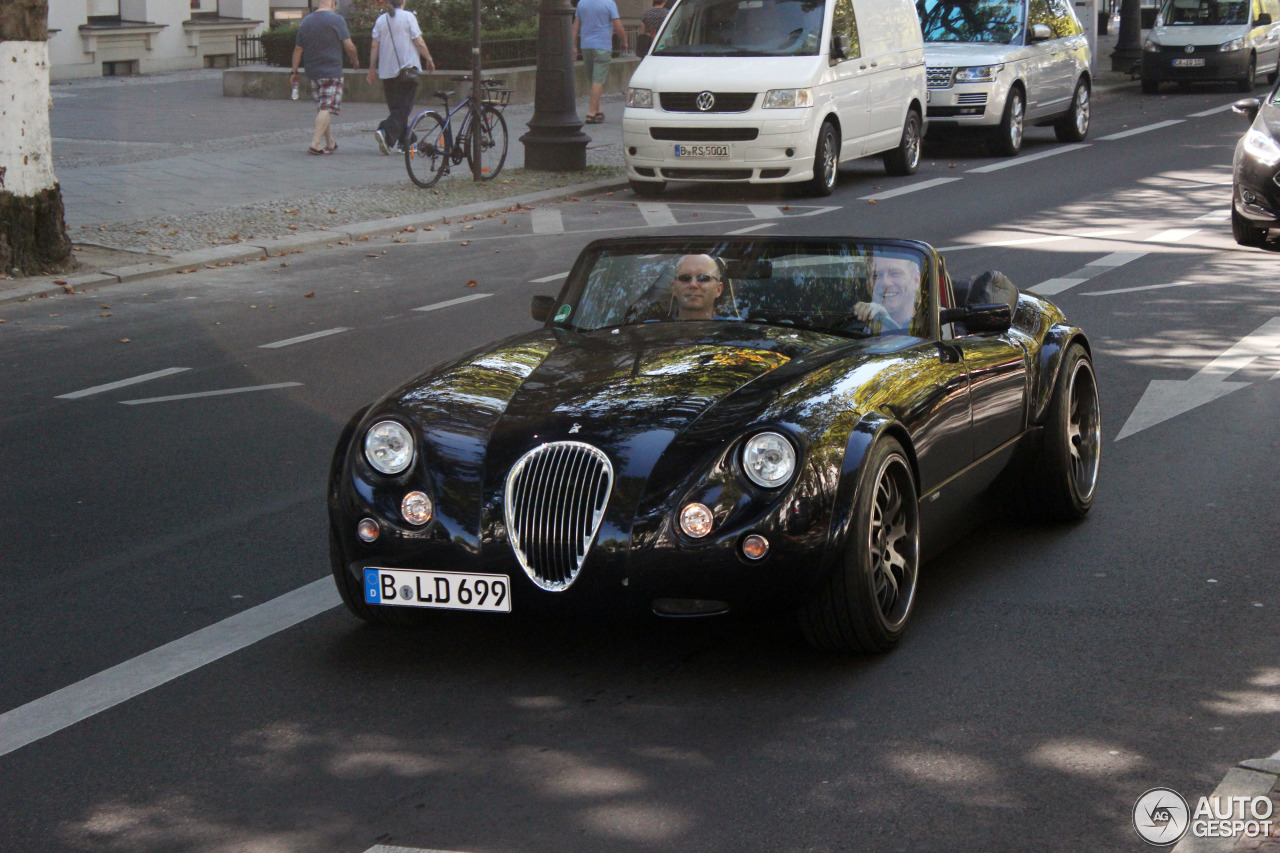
[364,567,512,612]
[674,144,730,158]
[1172,58,1205,67]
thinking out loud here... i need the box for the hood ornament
[569,423,581,434]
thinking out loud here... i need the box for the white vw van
[622,0,927,197]
[1141,0,1280,93]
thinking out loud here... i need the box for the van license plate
[674,144,730,158]
[1172,58,1205,67]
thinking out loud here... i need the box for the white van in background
[622,0,927,197]
[1140,0,1280,94]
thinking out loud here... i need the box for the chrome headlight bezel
[627,87,653,108]
[741,431,797,489]
[954,64,1004,83]
[1243,127,1280,166]
[363,419,415,475]
[763,87,813,109]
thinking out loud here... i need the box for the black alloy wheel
[1024,343,1101,520]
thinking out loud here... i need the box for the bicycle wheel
[404,111,449,189]
[464,104,508,181]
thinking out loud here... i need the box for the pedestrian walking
[638,0,668,54]
[290,0,360,155]
[572,0,627,124]
[367,0,436,154]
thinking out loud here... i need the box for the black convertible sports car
[328,236,1101,652]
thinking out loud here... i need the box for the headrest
[967,270,1018,313]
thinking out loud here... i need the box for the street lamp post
[1111,0,1143,73]
[519,0,589,171]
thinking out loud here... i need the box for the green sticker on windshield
[554,304,572,322]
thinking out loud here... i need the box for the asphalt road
[2,82,1279,853]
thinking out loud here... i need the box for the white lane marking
[795,205,841,217]
[1146,229,1201,243]
[529,272,568,283]
[365,846,466,853]
[412,293,493,312]
[1195,209,1231,222]
[1081,281,1200,296]
[859,177,962,201]
[0,578,339,759]
[1188,103,1239,117]
[747,204,786,219]
[638,202,678,227]
[259,327,351,349]
[1098,120,1185,141]
[531,208,564,235]
[56,367,191,400]
[938,235,1069,252]
[965,144,1090,173]
[726,222,777,235]
[121,383,303,405]
[1028,252,1147,296]
[1117,317,1280,440]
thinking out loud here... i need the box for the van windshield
[917,0,1027,44]
[1158,0,1249,26]
[652,0,827,57]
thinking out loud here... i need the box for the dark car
[1231,82,1280,245]
[328,236,1101,653]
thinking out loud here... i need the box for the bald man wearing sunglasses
[671,254,724,320]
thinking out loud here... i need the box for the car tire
[991,87,1025,157]
[1232,206,1269,246]
[1141,78,1160,94]
[1054,78,1090,142]
[805,121,840,197]
[1239,55,1257,92]
[629,179,666,198]
[1022,343,1101,521]
[883,108,922,176]
[799,436,919,653]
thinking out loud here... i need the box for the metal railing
[235,34,264,66]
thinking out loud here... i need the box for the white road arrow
[1116,317,1280,440]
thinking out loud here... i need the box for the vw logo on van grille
[696,91,716,111]
[1184,44,1196,53]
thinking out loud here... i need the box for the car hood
[1149,24,1248,46]
[923,41,1032,66]
[627,54,824,93]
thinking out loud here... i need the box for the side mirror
[1257,12,1272,25]
[1233,97,1262,121]
[1029,23,1052,42]
[531,294,556,323]
[939,303,1013,333]
[831,33,850,61]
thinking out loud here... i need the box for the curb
[1,175,632,306]
[1170,749,1280,853]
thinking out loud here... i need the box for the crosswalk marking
[747,204,786,219]
[531,208,564,234]
[727,222,777,235]
[1195,209,1231,222]
[1146,229,1200,243]
[638,202,678,227]
[1028,252,1147,296]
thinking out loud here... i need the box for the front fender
[1030,326,1090,425]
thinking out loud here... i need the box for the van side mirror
[531,294,556,322]
[831,34,850,61]
[1257,12,1272,25]
[939,304,1013,333]
[1030,23,1052,42]
[1233,97,1262,121]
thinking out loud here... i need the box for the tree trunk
[0,0,72,277]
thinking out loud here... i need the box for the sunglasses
[674,273,720,283]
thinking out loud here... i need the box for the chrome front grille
[504,441,614,591]
[927,66,955,89]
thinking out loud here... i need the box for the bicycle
[404,76,511,189]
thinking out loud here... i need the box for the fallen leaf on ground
[466,279,478,287]
[304,292,315,298]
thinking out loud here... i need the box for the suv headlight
[954,64,1003,83]
[742,432,796,488]
[1220,37,1246,52]
[763,88,813,109]
[627,87,653,108]
[1143,38,1161,53]
[1243,127,1280,166]
[364,420,414,475]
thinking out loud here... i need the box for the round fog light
[357,518,380,543]
[679,503,714,538]
[401,491,433,526]
[742,534,769,560]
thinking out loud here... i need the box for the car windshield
[1158,0,1249,25]
[652,0,827,57]
[917,0,1027,44]
[553,238,933,339]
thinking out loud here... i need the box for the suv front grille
[927,66,955,89]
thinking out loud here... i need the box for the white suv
[918,0,1092,156]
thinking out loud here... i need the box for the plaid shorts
[310,77,344,114]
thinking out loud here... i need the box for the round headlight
[680,503,714,538]
[364,420,414,475]
[401,491,433,525]
[742,432,796,488]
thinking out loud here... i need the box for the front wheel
[991,88,1025,156]
[1023,343,1101,520]
[800,436,920,653]
[465,104,509,180]
[404,111,449,189]
[1239,55,1257,92]
[1054,78,1091,142]
[1232,206,1269,246]
[883,108,922,176]
[805,121,839,197]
